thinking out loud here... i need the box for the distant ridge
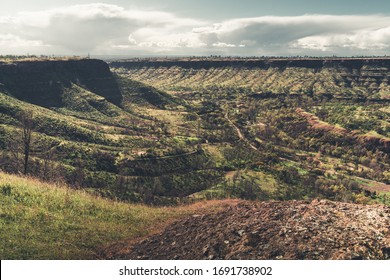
[111,57,390,100]
[110,56,390,70]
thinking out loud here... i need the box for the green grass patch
[376,192,390,206]
[0,172,196,259]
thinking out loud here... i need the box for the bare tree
[17,110,34,175]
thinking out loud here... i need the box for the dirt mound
[110,200,390,260]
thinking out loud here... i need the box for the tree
[17,110,34,175]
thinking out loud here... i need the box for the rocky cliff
[0,59,122,107]
[111,58,390,100]
[111,57,390,69]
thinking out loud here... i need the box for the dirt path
[224,113,258,151]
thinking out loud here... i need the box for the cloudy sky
[2,0,390,56]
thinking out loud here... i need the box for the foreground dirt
[103,200,390,260]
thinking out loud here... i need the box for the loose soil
[103,200,390,260]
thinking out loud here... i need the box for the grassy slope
[0,70,226,203]
[0,171,227,259]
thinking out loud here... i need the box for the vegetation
[110,58,389,204]
[0,58,389,205]
[0,171,219,259]
[1,57,390,259]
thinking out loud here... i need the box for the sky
[1,0,390,56]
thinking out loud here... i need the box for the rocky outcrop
[0,59,122,107]
[119,200,390,260]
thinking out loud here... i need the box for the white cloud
[291,26,390,53]
[0,3,206,54]
[212,42,236,48]
[0,34,49,54]
[127,34,137,45]
[2,4,390,56]
[192,15,390,55]
[0,34,43,47]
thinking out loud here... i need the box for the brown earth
[296,108,390,151]
[296,108,349,137]
[103,200,390,260]
[358,178,390,193]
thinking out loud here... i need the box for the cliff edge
[0,59,122,107]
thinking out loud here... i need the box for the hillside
[111,57,390,100]
[0,171,230,259]
[0,57,389,206]
[110,57,390,204]
[0,58,219,204]
[106,200,390,260]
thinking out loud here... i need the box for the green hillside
[0,57,389,207]
[0,59,221,204]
